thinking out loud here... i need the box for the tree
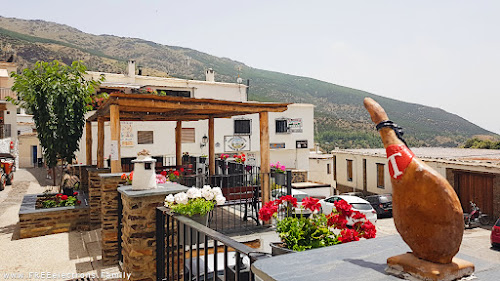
[11,60,102,185]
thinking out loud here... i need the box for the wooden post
[260,112,270,205]
[110,104,121,173]
[175,121,182,168]
[208,116,215,175]
[97,118,104,168]
[86,121,93,165]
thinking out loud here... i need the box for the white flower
[202,188,215,201]
[211,187,223,196]
[165,194,175,203]
[174,192,189,205]
[203,185,212,190]
[186,187,202,199]
[215,194,226,205]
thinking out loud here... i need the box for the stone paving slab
[0,168,121,281]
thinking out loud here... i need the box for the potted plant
[37,191,81,209]
[270,162,286,186]
[259,195,376,255]
[165,185,227,244]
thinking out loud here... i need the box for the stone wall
[291,170,307,183]
[119,184,187,281]
[88,168,110,228]
[100,174,126,266]
[19,194,90,239]
[73,164,95,194]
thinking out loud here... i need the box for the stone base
[386,253,474,281]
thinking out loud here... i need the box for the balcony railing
[0,88,16,100]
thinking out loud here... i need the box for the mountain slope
[0,16,495,149]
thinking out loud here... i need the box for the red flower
[338,229,360,243]
[161,171,167,176]
[121,173,127,180]
[361,221,377,239]
[56,194,62,198]
[77,200,81,205]
[334,200,353,217]
[129,172,134,180]
[73,192,78,196]
[173,171,180,176]
[279,195,298,207]
[302,197,321,212]
[259,203,278,221]
[180,168,185,172]
[326,213,348,229]
[61,195,68,200]
[352,211,366,220]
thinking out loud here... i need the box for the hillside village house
[76,60,314,171]
[0,61,19,165]
[310,148,500,219]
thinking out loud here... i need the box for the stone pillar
[88,168,110,228]
[100,173,127,265]
[119,184,188,281]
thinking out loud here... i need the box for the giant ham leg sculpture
[364,98,474,280]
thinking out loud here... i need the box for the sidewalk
[0,168,121,281]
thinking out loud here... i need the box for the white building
[76,61,314,171]
[0,61,19,166]
[328,147,500,218]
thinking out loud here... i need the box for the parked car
[319,195,377,225]
[341,192,365,198]
[271,189,313,216]
[365,194,393,217]
[491,217,500,248]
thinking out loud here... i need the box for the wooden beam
[86,121,92,165]
[260,112,270,205]
[175,121,182,168]
[110,104,121,173]
[209,116,215,176]
[97,118,104,168]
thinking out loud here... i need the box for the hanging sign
[224,135,250,152]
[289,118,303,133]
[121,121,134,147]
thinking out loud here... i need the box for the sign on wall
[270,143,285,149]
[110,140,119,160]
[120,121,134,146]
[224,135,250,152]
[289,118,303,133]
[296,140,308,148]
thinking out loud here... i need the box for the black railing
[156,207,270,281]
[270,170,293,220]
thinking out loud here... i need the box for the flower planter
[199,157,206,164]
[273,173,286,186]
[270,242,295,256]
[179,213,209,245]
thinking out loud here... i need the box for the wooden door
[454,171,494,216]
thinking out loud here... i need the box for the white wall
[308,156,335,187]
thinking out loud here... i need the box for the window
[333,156,337,181]
[4,124,11,138]
[347,160,353,182]
[181,128,195,143]
[234,119,251,135]
[156,89,191,98]
[137,131,154,144]
[275,119,289,133]
[327,163,331,174]
[377,163,385,188]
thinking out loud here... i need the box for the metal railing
[156,207,270,281]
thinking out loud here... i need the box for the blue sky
[2,0,500,134]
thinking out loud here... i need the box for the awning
[99,82,142,89]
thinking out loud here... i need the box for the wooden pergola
[86,92,289,203]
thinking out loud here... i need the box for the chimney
[128,60,136,78]
[205,68,215,82]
